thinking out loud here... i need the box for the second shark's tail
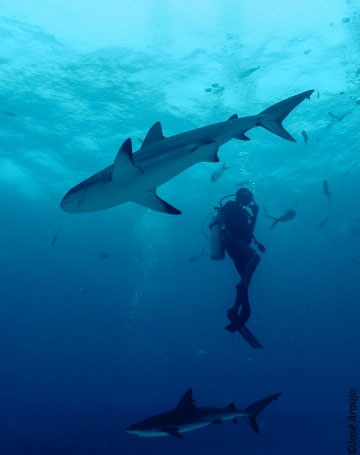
[243,392,282,433]
[257,90,314,142]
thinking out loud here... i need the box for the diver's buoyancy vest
[221,201,253,243]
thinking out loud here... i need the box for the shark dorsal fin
[228,403,236,409]
[112,138,143,181]
[176,389,194,410]
[228,114,238,120]
[141,122,165,149]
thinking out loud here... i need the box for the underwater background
[0,0,359,453]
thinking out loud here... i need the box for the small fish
[51,227,62,246]
[294,197,300,207]
[188,247,207,263]
[323,180,331,205]
[327,111,349,122]
[317,91,320,98]
[239,66,259,79]
[265,209,296,230]
[3,111,16,117]
[318,217,329,228]
[301,130,308,143]
[100,252,109,259]
[211,162,230,182]
[196,349,207,356]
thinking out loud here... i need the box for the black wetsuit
[220,200,260,327]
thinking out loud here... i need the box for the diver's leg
[241,252,260,288]
[227,282,246,322]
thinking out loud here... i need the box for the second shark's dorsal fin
[112,138,143,181]
[141,121,165,149]
[228,114,238,120]
[176,389,195,410]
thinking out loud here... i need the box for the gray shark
[126,388,281,439]
[61,90,314,215]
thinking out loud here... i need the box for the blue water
[1,1,359,453]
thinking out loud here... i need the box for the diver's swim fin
[225,323,263,349]
[238,326,263,349]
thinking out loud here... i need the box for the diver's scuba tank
[210,211,225,260]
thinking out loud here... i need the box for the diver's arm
[248,202,259,231]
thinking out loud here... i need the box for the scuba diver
[209,188,266,349]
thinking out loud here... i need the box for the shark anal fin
[228,114,238,120]
[232,418,239,424]
[161,427,183,439]
[212,419,222,424]
[112,138,143,181]
[133,189,181,215]
[141,121,165,149]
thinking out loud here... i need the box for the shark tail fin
[257,90,314,142]
[265,215,278,230]
[244,392,282,433]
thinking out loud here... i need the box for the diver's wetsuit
[220,199,260,328]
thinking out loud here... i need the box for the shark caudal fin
[244,392,282,433]
[257,90,314,142]
[265,215,278,230]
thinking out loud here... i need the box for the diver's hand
[258,243,266,253]
[250,202,259,216]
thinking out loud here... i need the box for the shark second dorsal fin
[132,189,181,215]
[112,138,143,181]
[141,121,165,149]
[228,114,238,120]
[176,389,195,410]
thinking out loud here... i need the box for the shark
[126,388,281,439]
[61,90,314,215]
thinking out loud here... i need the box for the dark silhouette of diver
[210,188,265,348]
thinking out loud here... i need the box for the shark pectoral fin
[212,419,222,424]
[141,121,165,149]
[112,138,143,181]
[235,132,251,141]
[132,190,181,215]
[232,418,239,424]
[161,427,183,439]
